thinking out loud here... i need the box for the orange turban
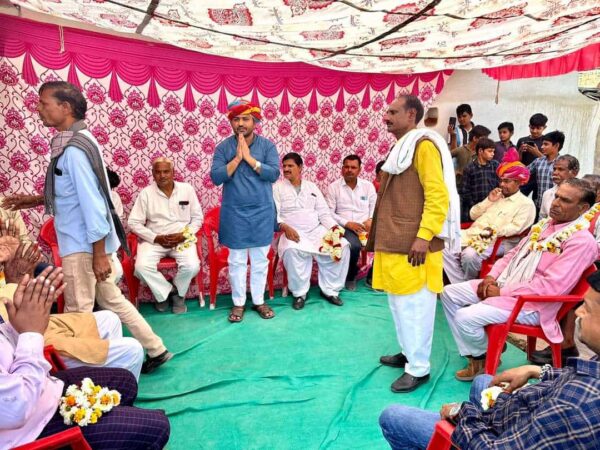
[496,148,530,185]
[227,99,262,121]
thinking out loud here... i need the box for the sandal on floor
[228,306,245,323]
[252,304,275,320]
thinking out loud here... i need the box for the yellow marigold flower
[74,409,86,423]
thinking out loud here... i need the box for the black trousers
[344,229,363,281]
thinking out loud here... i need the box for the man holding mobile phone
[448,104,474,151]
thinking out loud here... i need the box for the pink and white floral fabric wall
[0,16,451,298]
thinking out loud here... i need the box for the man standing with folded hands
[211,99,280,323]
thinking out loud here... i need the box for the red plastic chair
[199,206,276,309]
[43,345,67,374]
[13,427,92,450]
[121,230,204,308]
[484,264,596,375]
[39,218,64,313]
[426,420,456,450]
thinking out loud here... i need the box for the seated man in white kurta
[128,158,203,314]
[274,152,351,310]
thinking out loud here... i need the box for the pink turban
[227,99,262,121]
[496,148,530,185]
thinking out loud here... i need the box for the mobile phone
[448,117,457,127]
[524,140,535,146]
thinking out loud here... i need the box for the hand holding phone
[447,117,457,134]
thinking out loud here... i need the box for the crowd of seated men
[2,83,599,449]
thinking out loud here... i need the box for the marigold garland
[59,378,121,426]
[527,204,596,254]
[319,225,345,261]
[583,202,600,222]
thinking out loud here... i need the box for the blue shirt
[54,145,119,257]
[453,357,600,449]
[210,135,280,249]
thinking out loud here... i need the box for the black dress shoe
[292,295,306,310]
[319,289,343,306]
[391,373,430,393]
[380,352,408,368]
[141,350,173,374]
[530,346,578,365]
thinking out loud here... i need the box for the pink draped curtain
[0,15,451,298]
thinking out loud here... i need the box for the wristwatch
[253,160,262,171]
[448,403,462,418]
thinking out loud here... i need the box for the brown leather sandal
[252,303,275,319]
[228,306,245,323]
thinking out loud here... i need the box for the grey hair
[556,154,579,173]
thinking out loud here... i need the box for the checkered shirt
[460,160,499,213]
[529,156,556,209]
[452,357,600,449]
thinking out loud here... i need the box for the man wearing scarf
[210,99,280,323]
[441,178,598,381]
[3,81,171,374]
[366,95,457,393]
[443,149,536,283]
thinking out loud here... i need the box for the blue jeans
[379,374,493,449]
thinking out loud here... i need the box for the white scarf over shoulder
[381,128,461,253]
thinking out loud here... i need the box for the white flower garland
[480,386,504,411]
[175,225,197,252]
[466,227,497,255]
[59,378,121,426]
[320,225,345,262]
[528,203,599,254]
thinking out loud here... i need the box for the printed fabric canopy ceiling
[10,0,600,74]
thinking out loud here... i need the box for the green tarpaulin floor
[132,282,527,449]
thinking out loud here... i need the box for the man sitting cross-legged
[379,266,600,449]
[0,268,170,449]
[443,149,536,284]
[441,179,598,381]
[128,157,203,314]
[274,152,351,310]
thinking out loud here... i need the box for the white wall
[428,70,600,175]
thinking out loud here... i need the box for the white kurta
[273,178,348,256]
[128,181,203,302]
[274,179,350,297]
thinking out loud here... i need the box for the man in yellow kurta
[367,95,454,393]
